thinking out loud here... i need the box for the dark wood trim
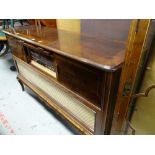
[111,19,151,134]
[104,70,121,134]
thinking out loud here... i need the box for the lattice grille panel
[17,61,95,131]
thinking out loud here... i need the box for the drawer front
[16,60,96,131]
[7,36,26,61]
[56,55,103,107]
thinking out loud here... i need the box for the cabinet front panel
[16,60,96,131]
[56,56,103,107]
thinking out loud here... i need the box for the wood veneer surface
[3,24,128,71]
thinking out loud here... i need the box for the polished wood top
[3,25,128,71]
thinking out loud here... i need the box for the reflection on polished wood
[56,19,80,33]
[3,25,126,71]
[81,19,131,42]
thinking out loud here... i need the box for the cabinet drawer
[7,35,26,61]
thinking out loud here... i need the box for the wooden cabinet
[3,24,127,134]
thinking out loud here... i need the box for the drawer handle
[133,84,155,99]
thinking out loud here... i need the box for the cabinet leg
[17,78,24,91]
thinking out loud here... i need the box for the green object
[0,19,14,39]
[2,19,25,29]
[10,19,14,28]
[0,31,6,37]
[2,19,14,29]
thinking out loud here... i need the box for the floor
[0,52,74,135]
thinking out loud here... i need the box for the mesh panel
[17,61,95,131]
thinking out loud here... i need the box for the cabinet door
[127,39,155,134]
[111,20,153,134]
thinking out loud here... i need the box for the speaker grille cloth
[17,61,95,131]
